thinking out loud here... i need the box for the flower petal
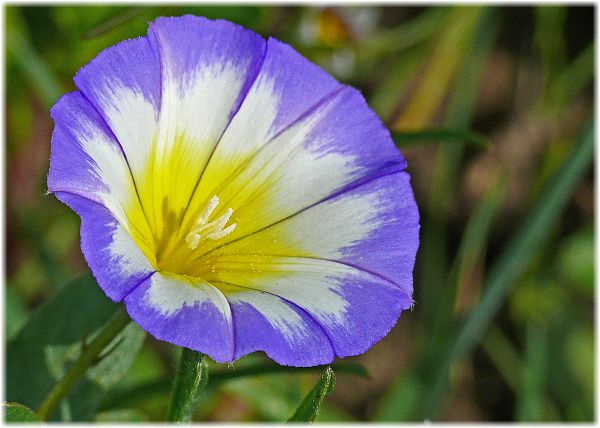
[184,86,408,257]
[141,16,266,219]
[220,284,335,366]
[211,171,419,290]
[123,272,234,362]
[54,192,154,301]
[203,255,412,358]
[73,36,161,186]
[188,37,342,205]
[47,91,152,248]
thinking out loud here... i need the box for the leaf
[6,274,145,421]
[166,348,209,422]
[391,128,489,149]
[4,402,41,423]
[5,285,29,340]
[288,366,336,422]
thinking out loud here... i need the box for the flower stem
[166,348,209,422]
[35,306,131,421]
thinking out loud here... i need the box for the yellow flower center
[119,134,250,280]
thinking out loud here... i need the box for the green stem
[36,306,131,421]
[166,348,208,423]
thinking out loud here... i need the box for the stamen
[206,223,237,240]
[197,195,220,225]
[186,196,237,250]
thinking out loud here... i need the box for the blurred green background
[5,5,594,422]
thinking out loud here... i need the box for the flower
[47,15,419,367]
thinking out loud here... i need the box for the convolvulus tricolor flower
[48,15,419,366]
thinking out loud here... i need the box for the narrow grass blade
[424,119,594,419]
[544,42,594,113]
[450,119,593,370]
[417,6,498,328]
[516,323,548,421]
[288,366,335,422]
[426,172,508,358]
[481,326,522,391]
[354,7,448,79]
[534,6,568,85]
[392,128,489,149]
[166,348,209,422]
[369,46,429,122]
[6,8,62,108]
[392,6,483,131]
[81,7,149,40]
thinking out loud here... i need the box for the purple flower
[47,16,419,367]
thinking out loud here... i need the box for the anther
[186,196,237,250]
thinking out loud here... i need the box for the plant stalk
[36,306,131,421]
[166,348,208,422]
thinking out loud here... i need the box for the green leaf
[6,274,145,421]
[288,366,335,422]
[5,285,29,340]
[4,402,41,423]
[166,348,209,422]
[391,128,489,149]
